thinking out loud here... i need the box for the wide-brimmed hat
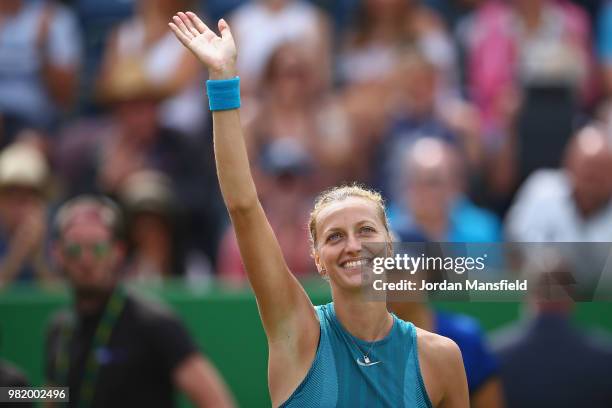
[119,170,175,215]
[0,142,49,193]
[97,57,172,105]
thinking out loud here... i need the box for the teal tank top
[279,302,433,408]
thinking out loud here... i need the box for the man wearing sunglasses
[44,195,235,408]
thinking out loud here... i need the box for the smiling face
[313,196,390,291]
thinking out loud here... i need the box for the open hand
[169,12,237,79]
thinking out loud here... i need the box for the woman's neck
[331,288,393,341]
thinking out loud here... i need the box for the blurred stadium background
[1,0,612,407]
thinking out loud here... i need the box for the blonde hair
[308,184,390,251]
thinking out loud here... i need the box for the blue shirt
[435,311,498,393]
[0,0,81,128]
[598,2,612,62]
[389,196,502,243]
[280,303,432,407]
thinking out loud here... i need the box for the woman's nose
[345,233,362,254]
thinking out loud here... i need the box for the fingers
[168,22,191,47]
[172,14,192,37]
[218,18,234,43]
[178,12,201,38]
[170,15,193,40]
[186,11,213,35]
[169,11,227,49]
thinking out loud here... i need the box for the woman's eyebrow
[356,219,377,226]
[323,226,343,235]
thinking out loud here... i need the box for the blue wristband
[206,77,241,111]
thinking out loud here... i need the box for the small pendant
[357,356,381,367]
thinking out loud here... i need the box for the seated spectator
[390,301,504,408]
[505,124,612,242]
[46,196,235,407]
[464,0,594,134]
[56,62,224,265]
[217,139,315,284]
[337,0,457,90]
[0,0,81,143]
[335,6,461,185]
[374,48,482,197]
[229,0,331,94]
[97,0,206,136]
[0,140,54,287]
[389,137,501,243]
[246,42,354,189]
[72,0,135,109]
[118,170,213,283]
[491,250,612,408]
[461,0,595,216]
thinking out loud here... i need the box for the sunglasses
[62,241,112,260]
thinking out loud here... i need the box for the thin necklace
[345,313,392,367]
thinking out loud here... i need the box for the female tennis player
[169,11,469,408]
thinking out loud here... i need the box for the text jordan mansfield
[373,279,528,291]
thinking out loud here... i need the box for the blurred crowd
[2,1,612,406]
[2,0,612,286]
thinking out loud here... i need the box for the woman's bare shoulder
[415,327,467,407]
[416,326,461,356]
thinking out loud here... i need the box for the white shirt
[505,169,612,300]
[113,18,206,135]
[505,169,612,242]
[230,1,322,82]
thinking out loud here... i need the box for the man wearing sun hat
[0,141,53,287]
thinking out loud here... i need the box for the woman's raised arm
[169,12,318,342]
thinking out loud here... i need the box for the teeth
[344,259,368,268]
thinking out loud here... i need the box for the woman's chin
[333,267,366,291]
